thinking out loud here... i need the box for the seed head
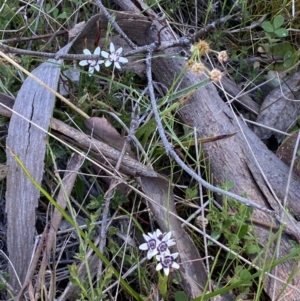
[210,68,223,82]
[218,51,229,63]
[190,62,205,75]
[191,40,210,56]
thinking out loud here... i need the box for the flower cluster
[189,39,228,83]
[78,42,128,76]
[139,229,179,276]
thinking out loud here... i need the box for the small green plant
[261,15,288,40]
[260,15,298,72]
[227,265,253,299]
[207,181,260,256]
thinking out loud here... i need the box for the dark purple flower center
[157,242,168,253]
[147,239,156,250]
[157,234,164,241]
[161,255,173,268]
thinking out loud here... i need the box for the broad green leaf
[175,291,189,301]
[274,28,289,38]
[245,243,260,254]
[284,50,293,60]
[261,21,274,33]
[237,224,248,239]
[273,15,284,29]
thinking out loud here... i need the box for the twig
[145,50,278,218]
[193,14,235,41]
[1,30,67,44]
[0,38,189,60]
[94,0,137,50]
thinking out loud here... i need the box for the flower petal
[142,234,151,241]
[164,232,172,241]
[171,252,178,259]
[118,57,128,64]
[88,66,94,74]
[115,62,121,69]
[101,51,109,58]
[79,60,88,66]
[105,60,112,67]
[155,229,163,237]
[83,49,92,55]
[163,267,170,276]
[109,42,115,53]
[147,249,158,259]
[156,263,162,271]
[139,243,149,250]
[94,47,101,55]
[116,47,123,55]
[171,262,180,269]
[148,232,156,238]
[94,64,100,72]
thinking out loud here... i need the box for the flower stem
[159,273,169,301]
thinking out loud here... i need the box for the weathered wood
[253,71,300,140]
[5,43,73,290]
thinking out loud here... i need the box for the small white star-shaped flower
[101,42,128,69]
[156,250,180,276]
[79,47,104,76]
[156,231,176,253]
[139,231,159,259]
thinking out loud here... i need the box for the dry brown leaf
[85,116,134,157]
[68,21,85,40]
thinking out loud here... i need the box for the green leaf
[57,12,67,19]
[284,50,293,60]
[185,187,198,200]
[273,15,284,29]
[274,28,289,38]
[237,224,248,239]
[175,291,189,301]
[208,231,221,246]
[261,21,274,33]
[245,243,260,254]
[192,245,300,300]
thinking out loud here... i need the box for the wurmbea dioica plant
[78,42,128,75]
[139,229,179,276]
